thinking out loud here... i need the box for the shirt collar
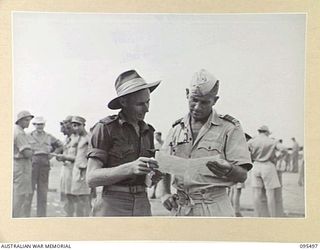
[210,110,222,126]
[118,112,150,133]
[32,130,45,136]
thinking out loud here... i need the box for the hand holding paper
[206,159,233,177]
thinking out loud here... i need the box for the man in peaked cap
[13,111,34,217]
[247,125,281,217]
[158,69,252,217]
[87,70,161,216]
[24,116,62,217]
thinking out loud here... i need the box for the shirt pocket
[196,139,223,157]
[108,145,136,167]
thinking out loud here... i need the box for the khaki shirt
[247,134,278,163]
[162,110,252,192]
[60,134,79,195]
[87,112,155,187]
[28,131,62,155]
[72,133,91,195]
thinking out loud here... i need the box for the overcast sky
[13,12,305,147]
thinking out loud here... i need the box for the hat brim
[258,129,271,134]
[71,121,84,125]
[107,80,161,110]
[15,115,34,124]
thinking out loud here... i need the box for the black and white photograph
[12,12,305,219]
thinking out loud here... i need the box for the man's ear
[119,97,127,108]
[185,88,190,99]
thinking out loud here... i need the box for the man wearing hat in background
[25,117,63,217]
[70,116,92,216]
[13,110,34,217]
[87,69,160,216]
[56,116,78,216]
[247,125,281,217]
[159,69,252,217]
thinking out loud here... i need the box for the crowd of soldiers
[13,69,304,218]
[13,113,93,217]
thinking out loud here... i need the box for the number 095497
[300,244,318,248]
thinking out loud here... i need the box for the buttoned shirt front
[88,112,155,187]
[28,131,62,156]
[162,110,252,192]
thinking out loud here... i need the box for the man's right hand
[161,193,178,211]
[129,157,159,175]
[56,154,65,162]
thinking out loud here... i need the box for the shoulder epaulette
[172,118,183,128]
[219,114,240,127]
[99,115,118,125]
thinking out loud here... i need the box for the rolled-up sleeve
[225,126,252,170]
[87,122,109,165]
[51,135,63,149]
[16,134,31,153]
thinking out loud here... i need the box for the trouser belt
[104,185,146,194]
[175,187,227,206]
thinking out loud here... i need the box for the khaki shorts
[251,161,281,189]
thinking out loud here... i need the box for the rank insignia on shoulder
[172,118,183,128]
[220,114,241,127]
[99,115,118,125]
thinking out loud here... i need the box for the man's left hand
[206,159,233,177]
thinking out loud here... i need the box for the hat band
[116,78,148,96]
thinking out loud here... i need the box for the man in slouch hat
[87,70,161,216]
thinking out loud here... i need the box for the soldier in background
[70,116,92,216]
[13,111,34,217]
[248,126,281,217]
[56,116,77,216]
[25,116,63,217]
[159,69,252,217]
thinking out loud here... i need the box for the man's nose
[194,102,201,110]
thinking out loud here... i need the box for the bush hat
[108,69,161,110]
